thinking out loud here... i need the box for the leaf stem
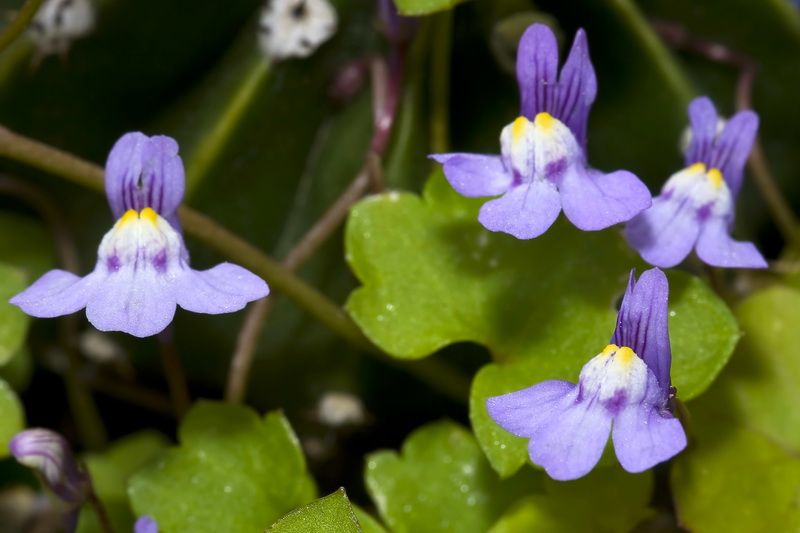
[0,0,44,55]
[158,326,191,417]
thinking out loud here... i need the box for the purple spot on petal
[696,203,712,221]
[603,389,627,415]
[152,249,167,272]
[106,255,121,272]
[544,158,567,182]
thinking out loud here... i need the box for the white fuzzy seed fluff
[258,0,337,60]
[29,0,95,57]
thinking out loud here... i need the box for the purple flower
[135,516,159,533]
[626,97,767,268]
[430,24,651,239]
[10,429,90,505]
[486,269,686,480]
[10,132,269,338]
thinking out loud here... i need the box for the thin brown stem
[225,297,273,404]
[158,327,191,417]
[86,483,114,533]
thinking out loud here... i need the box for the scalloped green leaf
[267,489,361,532]
[490,467,653,533]
[129,401,316,533]
[77,431,169,533]
[364,419,541,533]
[672,285,800,531]
[346,172,738,475]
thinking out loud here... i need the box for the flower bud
[10,429,89,505]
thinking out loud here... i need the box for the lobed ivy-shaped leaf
[364,419,541,533]
[346,172,739,475]
[129,401,316,533]
[672,285,800,531]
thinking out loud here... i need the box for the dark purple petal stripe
[610,268,671,398]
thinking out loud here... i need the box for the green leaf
[393,0,470,16]
[364,419,541,533]
[0,263,30,367]
[671,285,800,531]
[129,401,316,533]
[76,431,169,533]
[490,467,653,533]
[0,378,24,458]
[346,171,738,475]
[267,489,361,532]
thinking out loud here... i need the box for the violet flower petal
[611,373,686,473]
[429,154,512,197]
[134,516,159,533]
[695,216,768,268]
[684,97,718,169]
[86,269,177,338]
[9,270,97,318]
[517,24,559,122]
[553,29,596,149]
[486,380,576,437]
[105,132,185,221]
[477,180,561,239]
[559,168,651,231]
[625,197,701,268]
[174,263,269,314]
[709,110,758,197]
[527,388,614,481]
[611,268,671,399]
